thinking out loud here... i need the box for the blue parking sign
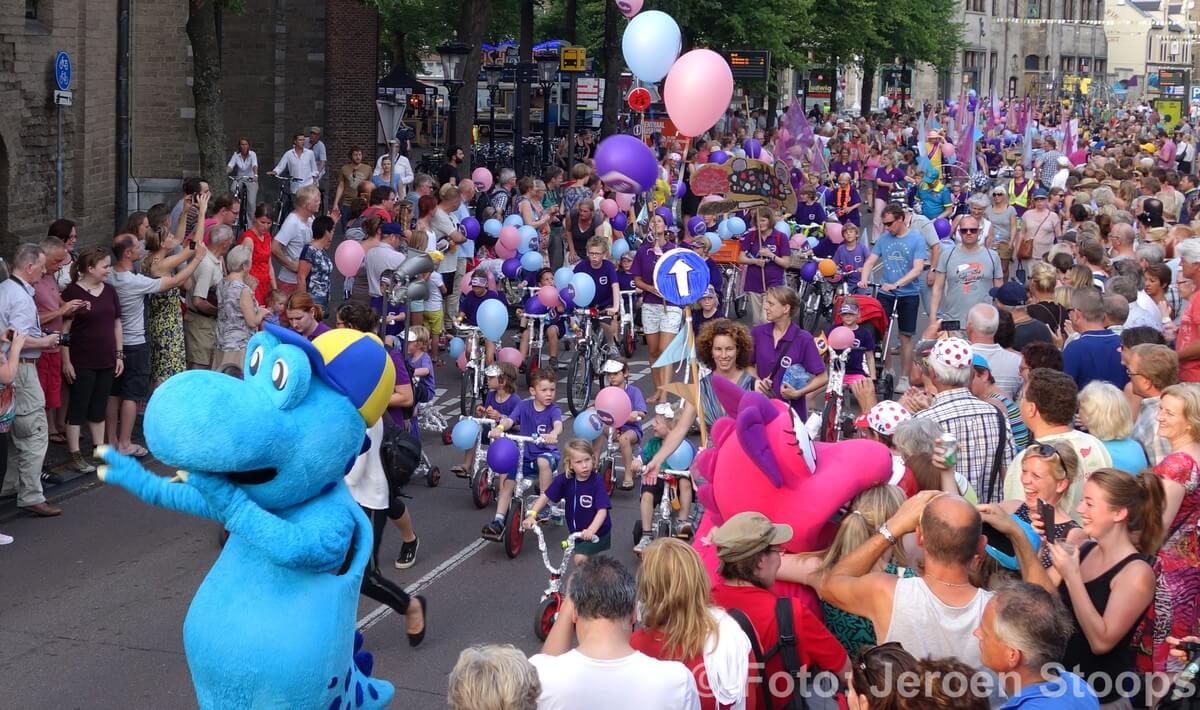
[652,248,710,307]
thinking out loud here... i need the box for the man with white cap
[1050,155,1071,191]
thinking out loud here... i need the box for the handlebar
[267,174,307,183]
[661,468,691,480]
[532,525,584,573]
[497,432,543,444]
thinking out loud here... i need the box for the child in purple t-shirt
[455,361,519,478]
[517,269,565,367]
[832,223,870,293]
[595,359,647,490]
[616,251,636,291]
[484,368,563,538]
[523,440,613,562]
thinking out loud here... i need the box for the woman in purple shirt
[631,212,680,404]
[750,286,828,419]
[738,206,791,325]
[872,152,906,240]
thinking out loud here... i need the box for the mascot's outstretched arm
[96,446,216,521]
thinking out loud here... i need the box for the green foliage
[808,0,963,71]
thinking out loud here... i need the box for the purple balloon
[710,150,729,165]
[595,134,659,194]
[559,291,575,311]
[524,296,548,315]
[934,218,952,240]
[486,437,520,474]
[611,212,629,233]
[655,206,674,228]
[502,257,522,280]
[743,139,762,159]
[687,216,707,237]
[461,216,481,240]
[673,181,687,198]
[799,261,819,283]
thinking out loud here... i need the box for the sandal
[451,466,467,478]
[119,444,149,458]
[619,480,636,491]
[48,433,67,445]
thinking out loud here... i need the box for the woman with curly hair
[697,318,758,428]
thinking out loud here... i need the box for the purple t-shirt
[385,348,414,425]
[573,259,619,309]
[618,383,647,436]
[306,321,331,341]
[740,229,791,294]
[617,270,635,291]
[630,240,675,305]
[511,397,562,457]
[485,390,520,419]
[460,290,506,327]
[874,167,906,201]
[793,201,827,226]
[751,322,826,418]
[833,241,871,284]
[544,472,612,537]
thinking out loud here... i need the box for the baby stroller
[832,292,894,402]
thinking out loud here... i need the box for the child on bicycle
[522,439,612,565]
[826,297,876,384]
[616,251,636,291]
[459,268,506,362]
[573,236,621,344]
[832,223,869,293]
[483,367,563,539]
[517,268,563,367]
[406,324,435,402]
[454,362,519,478]
[633,403,694,554]
[595,360,647,490]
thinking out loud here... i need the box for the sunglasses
[881,219,896,228]
[960,228,979,234]
[1029,441,1066,474]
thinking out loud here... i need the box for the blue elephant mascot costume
[98,323,395,709]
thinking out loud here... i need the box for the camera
[380,249,437,306]
[57,331,71,346]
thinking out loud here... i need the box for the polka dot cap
[864,400,912,437]
[931,337,973,370]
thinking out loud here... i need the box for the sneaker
[634,534,652,555]
[894,376,910,394]
[394,537,419,570]
[536,508,552,524]
[675,522,693,539]
[40,471,63,486]
[69,452,96,474]
[0,531,12,545]
[481,519,505,541]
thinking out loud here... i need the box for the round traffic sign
[627,87,651,112]
[652,248,710,307]
[54,51,72,91]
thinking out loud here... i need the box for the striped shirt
[987,392,1030,451]
[917,388,1015,503]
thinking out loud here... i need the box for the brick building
[0,0,378,252]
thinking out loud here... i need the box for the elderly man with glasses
[928,215,1003,325]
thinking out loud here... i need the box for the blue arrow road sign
[55,51,71,91]
[652,248,711,307]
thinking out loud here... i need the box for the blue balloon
[483,218,502,237]
[448,337,466,358]
[451,418,481,450]
[477,299,509,342]
[717,219,731,239]
[621,10,681,83]
[706,234,723,253]
[524,296,548,315]
[806,236,820,249]
[518,225,538,244]
[520,251,544,272]
[554,267,574,290]
[710,150,729,165]
[569,272,596,307]
[727,217,747,237]
[611,238,631,260]
[572,409,605,440]
[504,215,524,228]
[775,220,792,237]
[665,440,696,470]
[487,437,520,474]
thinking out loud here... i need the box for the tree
[600,0,621,137]
[188,0,232,195]
[453,0,496,168]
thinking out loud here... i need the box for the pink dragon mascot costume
[694,378,893,611]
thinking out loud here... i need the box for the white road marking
[356,538,489,631]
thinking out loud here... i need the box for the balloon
[611,212,629,233]
[614,192,634,211]
[569,272,596,307]
[594,386,633,427]
[497,347,523,367]
[451,418,481,450]
[559,290,575,311]
[717,219,731,239]
[825,222,844,244]
[573,408,606,440]
[687,216,707,236]
[483,218,502,237]
[760,148,774,165]
[967,89,977,99]
[334,239,365,278]
[799,261,819,283]
[600,198,619,219]
[664,49,734,137]
[502,257,522,280]
[710,150,729,165]
[743,139,762,159]
[732,148,746,159]
[456,352,468,371]
[554,267,574,290]
[525,296,548,315]
[520,251,544,272]
[818,259,838,278]
[476,299,509,342]
[538,285,561,309]
[940,142,957,159]
[806,236,820,249]
[499,225,522,250]
[611,238,631,260]
[621,10,681,83]
[504,215,524,228]
[486,437,520,474]
[934,218,952,240]
[448,337,466,358]
[665,439,696,470]
[706,234,723,253]
[595,135,659,194]
[461,216,481,240]
[471,167,493,192]
[517,225,539,253]
[774,220,792,236]
[726,217,747,236]
[827,326,856,351]
[673,181,687,198]
[655,206,674,228]
[495,240,516,259]
[617,0,645,18]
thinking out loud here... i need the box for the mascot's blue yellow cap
[263,323,395,426]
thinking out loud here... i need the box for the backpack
[379,419,421,491]
[728,598,810,710]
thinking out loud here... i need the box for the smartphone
[1037,498,1057,544]
[939,320,961,332]
[186,239,196,250]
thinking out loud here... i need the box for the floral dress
[1137,451,1200,673]
[143,253,186,385]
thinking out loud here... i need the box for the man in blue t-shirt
[1063,288,1128,390]
[857,203,926,392]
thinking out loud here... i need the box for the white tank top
[884,576,992,668]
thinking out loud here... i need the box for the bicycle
[483,432,552,558]
[631,468,700,546]
[454,415,499,509]
[617,289,639,358]
[566,307,610,416]
[863,282,901,402]
[817,345,856,443]
[518,311,552,387]
[719,264,747,320]
[595,416,643,497]
[798,269,837,336]
[531,526,583,641]
[455,323,489,417]
[227,175,256,233]
[266,174,305,232]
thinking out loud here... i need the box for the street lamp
[536,50,560,167]
[485,62,504,172]
[437,41,471,148]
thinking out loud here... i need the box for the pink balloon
[334,239,365,278]
[457,353,468,371]
[664,49,733,137]
[495,240,516,259]
[614,193,634,211]
[600,198,619,219]
[538,285,560,308]
[825,222,844,244]
[499,225,521,250]
[616,0,643,19]
[472,167,493,192]
[497,347,523,366]
[828,326,856,351]
[760,148,774,165]
[940,142,956,159]
[594,386,633,428]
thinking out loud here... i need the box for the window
[1012,0,1021,17]
[25,0,36,19]
[1093,59,1105,76]
[990,51,998,92]
[1027,0,1041,18]
[1024,54,1042,71]
[966,0,986,12]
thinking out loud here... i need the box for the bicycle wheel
[469,467,493,509]
[599,458,615,497]
[534,593,562,641]
[567,347,594,416]
[733,291,747,319]
[621,324,636,358]
[504,499,525,559]
[460,366,477,417]
[819,398,840,443]
[801,286,822,334]
[526,342,542,388]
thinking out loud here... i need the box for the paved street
[0,350,659,709]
